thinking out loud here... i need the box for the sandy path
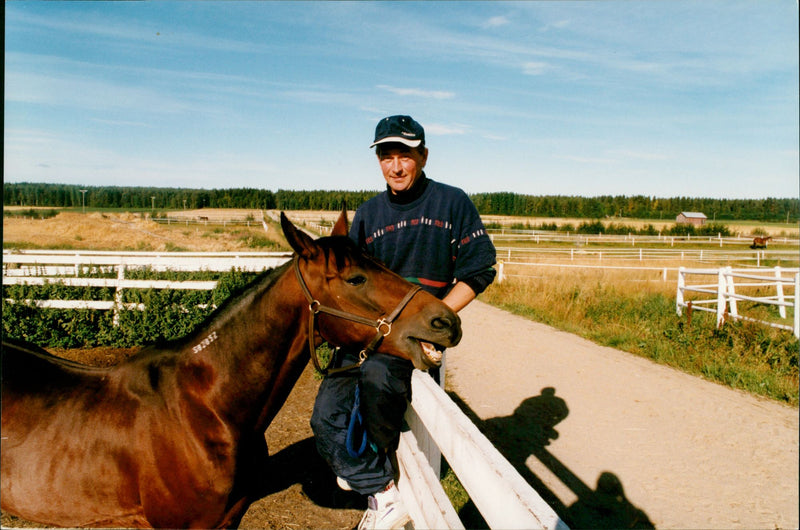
[446,301,799,529]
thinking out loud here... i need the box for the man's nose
[390,157,403,173]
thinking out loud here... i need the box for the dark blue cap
[370,115,425,148]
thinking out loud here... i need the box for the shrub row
[2,268,262,349]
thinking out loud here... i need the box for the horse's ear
[281,212,318,259]
[331,206,349,237]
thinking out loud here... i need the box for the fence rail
[1,249,564,529]
[488,229,799,248]
[676,266,799,338]
[494,246,798,268]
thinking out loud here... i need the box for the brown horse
[1,211,461,528]
[751,236,772,249]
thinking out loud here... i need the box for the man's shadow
[450,387,655,529]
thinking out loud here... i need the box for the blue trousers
[310,350,413,495]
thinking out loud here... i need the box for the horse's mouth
[420,341,444,365]
[410,339,445,368]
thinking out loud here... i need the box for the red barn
[676,212,707,227]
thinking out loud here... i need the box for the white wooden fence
[1,249,565,529]
[2,250,292,323]
[676,266,799,338]
[494,246,799,268]
[400,371,566,529]
[488,229,799,249]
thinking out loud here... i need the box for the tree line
[3,182,797,222]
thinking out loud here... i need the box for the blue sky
[4,1,798,199]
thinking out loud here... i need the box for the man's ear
[281,212,318,259]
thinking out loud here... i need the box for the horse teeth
[421,341,442,363]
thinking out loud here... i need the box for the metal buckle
[376,319,392,337]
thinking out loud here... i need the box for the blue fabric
[346,385,368,458]
[310,352,409,494]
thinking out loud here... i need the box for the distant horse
[1,211,461,528]
[751,236,772,249]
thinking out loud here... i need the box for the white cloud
[3,128,279,189]
[607,149,668,161]
[522,61,549,76]
[483,16,510,29]
[377,85,455,100]
[555,154,615,165]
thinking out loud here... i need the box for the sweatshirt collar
[387,173,428,205]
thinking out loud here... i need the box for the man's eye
[346,275,367,286]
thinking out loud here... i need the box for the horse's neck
[193,269,311,432]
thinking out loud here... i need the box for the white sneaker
[357,481,411,530]
[336,476,353,491]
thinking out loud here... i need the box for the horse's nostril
[431,316,453,330]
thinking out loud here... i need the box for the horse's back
[1,338,110,395]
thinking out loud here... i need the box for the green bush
[2,268,262,349]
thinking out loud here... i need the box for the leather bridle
[293,255,422,376]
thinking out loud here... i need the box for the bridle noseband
[293,255,422,376]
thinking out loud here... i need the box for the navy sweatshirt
[349,175,496,299]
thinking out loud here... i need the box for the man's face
[377,144,429,195]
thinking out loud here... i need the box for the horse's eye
[346,275,367,286]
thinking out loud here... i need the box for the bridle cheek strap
[293,255,422,376]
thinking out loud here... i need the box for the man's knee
[311,376,356,432]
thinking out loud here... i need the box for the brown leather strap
[293,255,422,375]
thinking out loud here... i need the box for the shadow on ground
[257,436,366,512]
[448,387,655,529]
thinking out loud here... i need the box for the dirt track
[446,300,799,529]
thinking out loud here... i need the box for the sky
[4,1,799,199]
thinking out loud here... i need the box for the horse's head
[281,211,462,371]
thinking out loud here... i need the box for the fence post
[676,267,685,316]
[497,261,504,284]
[775,267,787,319]
[716,268,726,328]
[113,264,125,327]
[794,273,799,339]
[724,267,738,318]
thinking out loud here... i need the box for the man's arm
[442,281,477,313]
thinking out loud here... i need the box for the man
[310,115,496,529]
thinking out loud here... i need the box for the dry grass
[481,268,799,405]
[3,210,289,252]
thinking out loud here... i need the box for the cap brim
[370,136,423,148]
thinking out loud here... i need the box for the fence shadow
[447,387,655,529]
